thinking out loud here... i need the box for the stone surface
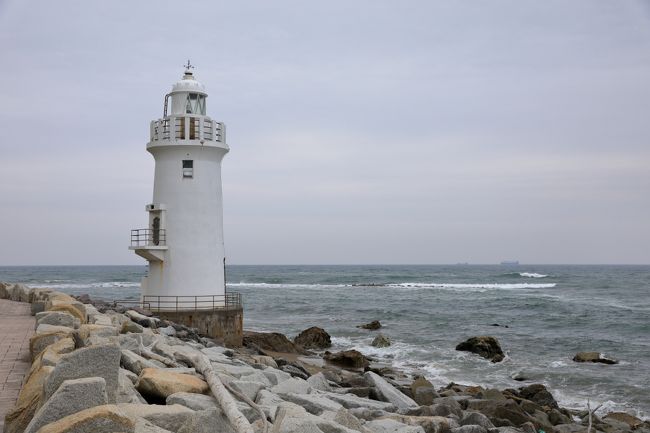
[321,391,396,411]
[178,407,236,433]
[460,411,496,430]
[358,320,382,330]
[518,384,559,409]
[3,366,53,433]
[166,392,218,410]
[572,352,618,365]
[410,376,439,406]
[278,392,344,415]
[365,418,426,433]
[307,372,333,392]
[324,350,370,369]
[243,331,305,354]
[44,343,121,403]
[121,349,160,375]
[382,415,454,433]
[117,368,147,403]
[455,336,505,363]
[136,367,209,400]
[25,377,108,433]
[603,412,643,430]
[35,311,78,329]
[35,404,135,433]
[231,379,266,400]
[118,403,195,432]
[364,371,418,410]
[30,330,73,359]
[271,377,312,395]
[451,426,488,433]
[121,320,145,334]
[263,368,293,386]
[294,326,332,349]
[256,389,287,422]
[372,334,392,348]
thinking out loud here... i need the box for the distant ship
[500,260,519,265]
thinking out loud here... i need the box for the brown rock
[294,326,332,350]
[136,368,209,400]
[323,350,370,369]
[358,320,382,330]
[29,331,73,360]
[573,352,618,365]
[455,336,505,363]
[410,376,439,406]
[35,404,135,433]
[518,384,559,409]
[604,412,643,430]
[243,331,305,354]
[47,303,86,324]
[3,366,53,433]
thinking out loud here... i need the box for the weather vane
[184,59,194,72]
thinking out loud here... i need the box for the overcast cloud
[0,1,648,265]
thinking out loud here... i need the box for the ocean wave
[501,272,549,279]
[229,281,556,290]
[36,282,140,289]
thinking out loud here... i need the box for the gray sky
[0,1,649,265]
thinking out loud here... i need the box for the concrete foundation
[157,307,243,347]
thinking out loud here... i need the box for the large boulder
[364,371,418,410]
[243,331,305,354]
[572,352,618,365]
[455,336,505,363]
[120,349,160,375]
[365,418,425,433]
[24,377,108,433]
[518,384,559,409]
[372,334,392,348]
[35,311,79,329]
[30,329,73,359]
[34,404,135,433]
[294,326,332,349]
[44,343,121,403]
[136,367,209,400]
[3,366,54,433]
[324,350,370,369]
[603,412,644,430]
[410,376,439,406]
[117,403,195,432]
[358,320,382,330]
[167,392,218,411]
[178,407,236,433]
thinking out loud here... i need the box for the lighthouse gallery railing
[142,293,242,312]
[131,229,166,247]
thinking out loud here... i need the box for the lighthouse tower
[130,64,241,343]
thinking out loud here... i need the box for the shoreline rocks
[572,351,618,365]
[358,320,382,330]
[1,282,648,433]
[294,326,332,350]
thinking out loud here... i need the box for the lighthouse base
[157,307,244,347]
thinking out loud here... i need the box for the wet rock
[24,377,108,433]
[603,412,643,430]
[455,336,505,363]
[358,320,382,330]
[572,352,618,365]
[35,404,135,433]
[294,326,332,349]
[372,334,392,348]
[518,384,558,409]
[243,331,305,354]
[324,350,370,369]
[136,367,209,400]
[44,343,121,403]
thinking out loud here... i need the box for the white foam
[387,282,557,290]
[39,281,140,289]
[519,272,548,278]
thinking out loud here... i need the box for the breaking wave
[229,282,556,290]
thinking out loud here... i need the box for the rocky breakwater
[0,283,648,433]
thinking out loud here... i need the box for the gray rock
[31,301,46,315]
[365,418,426,433]
[256,389,287,421]
[117,368,147,403]
[364,371,418,410]
[158,325,177,337]
[25,377,108,433]
[121,349,160,375]
[239,370,274,387]
[271,377,312,395]
[133,418,175,433]
[118,403,195,432]
[263,368,293,385]
[428,403,463,418]
[272,402,360,433]
[307,372,333,392]
[121,320,144,334]
[212,362,258,378]
[178,407,236,433]
[44,343,121,403]
[277,392,344,415]
[167,392,218,411]
[461,412,496,430]
[372,334,392,348]
[320,390,396,411]
[36,311,79,329]
[231,380,266,401]
[126,310,160,328]
[36,323,75,335]
[452,426,488,433]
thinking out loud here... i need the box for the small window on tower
[182,160,193,178]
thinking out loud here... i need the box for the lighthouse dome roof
[171,71,206,95]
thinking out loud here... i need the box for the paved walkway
[0,299,34,431]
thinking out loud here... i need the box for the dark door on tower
[152,217,160,246]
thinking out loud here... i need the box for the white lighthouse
[130,64,232,312]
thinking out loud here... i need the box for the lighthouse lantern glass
[185,93,206,115]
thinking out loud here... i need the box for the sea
[1,264,648,419]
